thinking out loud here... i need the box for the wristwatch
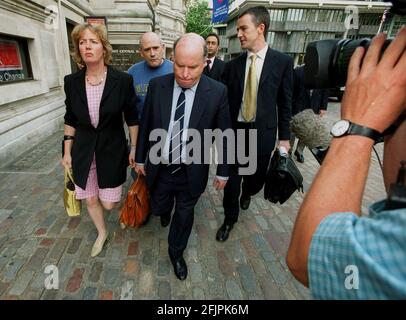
[330,120,382,142]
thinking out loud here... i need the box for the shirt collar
[247,43,269,61]
[174,79,199,93]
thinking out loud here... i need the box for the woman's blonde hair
[70,23,112,68]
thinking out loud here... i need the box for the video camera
[304,0,405,88]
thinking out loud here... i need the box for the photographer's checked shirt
[308,200,406,299]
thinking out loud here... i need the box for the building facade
[224,0,404,64]
[0,0,185,165]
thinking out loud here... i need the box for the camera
[304,0,405,89]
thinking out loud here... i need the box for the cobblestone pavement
[0,102,385,300]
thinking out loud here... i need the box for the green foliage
[185,0,213,38]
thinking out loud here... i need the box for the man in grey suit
[135,33,231,280]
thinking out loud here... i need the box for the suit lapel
[237,53,247,92]
[100,65,118,105]
[160,75,175,130]
[188,75,210,129]
[73,69,87,105]
[259,47,273,87]
[72,69,91,124]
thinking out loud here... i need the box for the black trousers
[223,122,273,224]
[150,165,200,260]
[223,154,271,224]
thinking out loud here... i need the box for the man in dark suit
[135,33,231,280]
[204,33,226,82]
[217,6,293,242]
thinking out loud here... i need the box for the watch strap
[348,123,382,142]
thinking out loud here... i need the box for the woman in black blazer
[61,23,139,257]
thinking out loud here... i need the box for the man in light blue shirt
[127,32,173,118]
[127,32,173,181]
[287,28,406,299]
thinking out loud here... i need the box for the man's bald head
[139,32,165,68]
[172,33,208,88]
[173,33,208,61]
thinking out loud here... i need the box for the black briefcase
[264,150,304,204]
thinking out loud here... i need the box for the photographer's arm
[287,28,406,287]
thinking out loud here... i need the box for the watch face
[331,120,350,137]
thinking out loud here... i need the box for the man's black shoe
[216,222,234,242]
[294,150,305,163]
[240,195,251,210]
[170,256,188,280]
[160,215,170,227]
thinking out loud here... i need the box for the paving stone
[158,280,171,299]
[124,260,139,276]
[66,268,84,293]
[142,249,154,266]
[40,214,57,228]
[88,262,103,283]
[267,262,288,285]
[127,241,139,256]
[255,215,269,230]
[119,280,135,300]
[248,257,267,275]
[237,264,258,293]
[2,258,26,281]
[67,238,82,255]
[157,259,170,277]
[30,271,46,290]
[192,286,205,299]
[48,238,69,263]
[1,239,26,258]
[25,247,49,271]
[104,267,120,287]
[0,281,9,296]
[83,287,97,300]
[261,249,278,262]
[8,270,34,295]
[189,262,203,283]
[217,250,236,277]
[137,270,154,297]
[258,275,284,300]
[99,290,113,300]
[225,279,244,300]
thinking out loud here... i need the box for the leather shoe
[216,222,234,242]
[240,195,251,210]
[160,215,170,227]
[170,256,188,280]
[91,232,109,257]
[294,150,304,163]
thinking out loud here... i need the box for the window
[0,34,32,85]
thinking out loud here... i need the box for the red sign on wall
[0,40,22,70]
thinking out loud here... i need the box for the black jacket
[203,57,226,82]
[135,73,231,197]
[64,65,139,189]
[222,48,293,155]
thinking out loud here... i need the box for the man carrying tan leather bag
[120,175,150,228]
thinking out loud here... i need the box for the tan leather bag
[120,175,150,228]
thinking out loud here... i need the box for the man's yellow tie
[242,54,257,122]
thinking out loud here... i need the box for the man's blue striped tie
[168,88,186,174]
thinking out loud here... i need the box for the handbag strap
[65,168,75,184]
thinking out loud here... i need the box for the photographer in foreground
[287,27,406,299]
